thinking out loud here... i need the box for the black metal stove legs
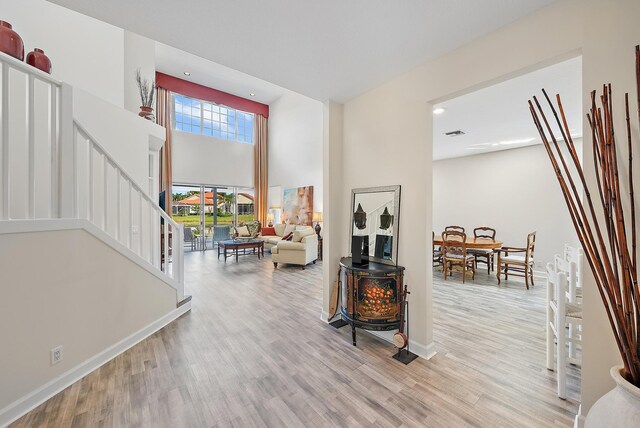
[329,317,357,346]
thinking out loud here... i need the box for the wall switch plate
[51,346,63,365]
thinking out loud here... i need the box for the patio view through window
[172,184,254,251]
[173,94,255,143]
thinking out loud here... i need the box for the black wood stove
[338,257,405,345]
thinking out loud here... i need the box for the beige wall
[172,130,254,188]
[333,0,640,415]
[3,0,125,108]
[322,101,344,320]
[335,0,583,360]
[580,0,640,417]
[269,92,324,211]
[433,143,582,268]
[124,31,157,115]
[0,228,177,412]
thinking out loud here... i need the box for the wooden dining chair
[469,226,496,274]
[432,231,442,268]
[444,225,465,234]
[442,230,475,283]
[496,231,536,289]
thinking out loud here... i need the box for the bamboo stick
[529,59,640,383]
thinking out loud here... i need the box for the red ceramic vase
[138,106,154,121]
[26,48,52,74]
[0,21,24,61]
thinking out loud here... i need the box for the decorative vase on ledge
[138,106,154,121]
[26,48,52,74]
[0,21,24,61]
[585,366,640,427]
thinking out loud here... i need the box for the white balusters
[70,122,184,296]
[1,61,10,220]
[0,51,183,299]
[50,83,58,218]
[0,52,62,221]
[27,74,35,219]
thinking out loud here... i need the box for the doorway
[431,56,583,404]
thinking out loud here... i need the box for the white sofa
[259,223,292,246]
[269,225,318,268]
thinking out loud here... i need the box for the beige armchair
[272,227,318,269]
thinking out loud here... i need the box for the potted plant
[529,45,640,427]
[136,68,155,121]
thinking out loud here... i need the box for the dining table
[433,235,503,250]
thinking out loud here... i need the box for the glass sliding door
[237,188,255,224]
[171,184,202,252]
[172,183,254,251]
[210,186,233,247]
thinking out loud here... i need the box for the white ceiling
[49,0,558,102]
[155,43,287,105]
[433,56,582,161]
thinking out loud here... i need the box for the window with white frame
[174,94,255,143]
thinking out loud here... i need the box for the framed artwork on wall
[282,186,314,225]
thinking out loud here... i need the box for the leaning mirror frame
[349,185,401,266]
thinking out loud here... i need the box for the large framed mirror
[349,185,401,266]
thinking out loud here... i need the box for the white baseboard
[366,330,436,360]
[321,311,436,361]
[0,302,191,428]
[574,404,585,428]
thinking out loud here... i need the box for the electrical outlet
[51,346,63,365]
[132,225,139,234]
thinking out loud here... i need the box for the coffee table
[217,239,264,263]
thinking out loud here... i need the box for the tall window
[174,94,255,143]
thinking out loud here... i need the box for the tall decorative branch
[528,46,640,386]
[136,68,155,108]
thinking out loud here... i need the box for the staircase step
[177,295,192,308]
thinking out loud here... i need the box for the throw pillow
[262,227,276,236]
[293,227,315,242]
[274,224,287,236]
[284,224,296,236]
[282,232,294,241]
[244,220,261,238]
[236,225,250,237]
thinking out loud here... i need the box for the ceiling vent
[445,130,465,137]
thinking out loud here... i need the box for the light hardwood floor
[12,252,579,427]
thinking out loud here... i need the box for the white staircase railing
[0,51,62,220]
[0,51,183,299]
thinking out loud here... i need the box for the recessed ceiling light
[249,93,255,97]
[433,107,446,115]
[183,72,191,76]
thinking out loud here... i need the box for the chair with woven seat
[442,230,475,283]
[469,226,496,274]
[546,262,582,399]
[555,254,581,360]
[496,231,536,289]
[432,231,442,268]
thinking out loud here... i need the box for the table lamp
[313,212,323,235]
[266,213,274,227]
